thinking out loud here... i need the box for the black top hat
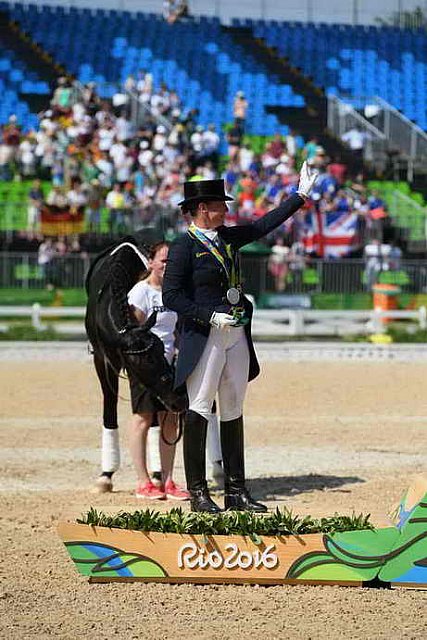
[178,179,234,209]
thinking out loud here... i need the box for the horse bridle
[107,301,156,355]
[92,258,184,444]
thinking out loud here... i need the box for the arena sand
[1,346,427,639]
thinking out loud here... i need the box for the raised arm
[223,161,318,248]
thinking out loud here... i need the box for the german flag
[40,205,85,235]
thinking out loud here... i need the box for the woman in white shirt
[127,241,189,501]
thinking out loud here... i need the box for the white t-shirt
[115,117,133,142]
[109,142,127,166]
[98,127,116,151]
[239,147,254,172]
[202,130,220,154]
[342,129,365,150]
[138,149,154,168]
[67,189,87,207]
[127,281,177,364]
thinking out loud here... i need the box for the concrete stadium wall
[2,0,427,26]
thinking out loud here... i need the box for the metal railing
[4,1,427,29]
[0,252,91,289]
[326,95,387,170]
[71,78,173,132]
[365,96,427,181]
[338,95,427,180]
[2,253,427,297]
[0,199,181,241]
[262,259,427,296]
[127,87,173,132]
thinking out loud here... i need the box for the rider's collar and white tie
[190,224,241,308]
[192,225,219,246]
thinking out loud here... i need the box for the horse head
[120,314,187,413]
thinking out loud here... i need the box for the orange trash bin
[372,283,401,323]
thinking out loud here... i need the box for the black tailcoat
[162,193,305,389]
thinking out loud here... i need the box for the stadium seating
[0,180,112,233]
[0,181,47,231]
[3,3,304,138]
[1,4,426,135]
[245,20,427,130]
[3,4,426,136]
[368,180,426,243]
[0,47,46,130]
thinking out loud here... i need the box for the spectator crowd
[0,74,227,240]
[0,73,395,292]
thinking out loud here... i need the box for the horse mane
[85,235,151,293]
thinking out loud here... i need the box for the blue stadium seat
[2,4,306,136]
[0,46,49,129]
[255,19,427,129]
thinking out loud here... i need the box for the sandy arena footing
[1,343,427,639]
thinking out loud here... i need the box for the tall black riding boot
[184,410,222,513]
[220,416,267,512]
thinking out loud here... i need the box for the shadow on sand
[209,474,364,501]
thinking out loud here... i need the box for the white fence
[0,304,85,332]
[252,307,427,336]
[1,304,426,337]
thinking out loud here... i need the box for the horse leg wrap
[101,426,120,473]
[147,424,161,476]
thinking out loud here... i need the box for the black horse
[85,236,187,492]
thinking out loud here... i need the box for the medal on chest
[188,225,242,300]
[226,286,240,305]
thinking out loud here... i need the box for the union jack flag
[301,211,360,258]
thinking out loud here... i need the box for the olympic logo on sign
[177,542,279,570]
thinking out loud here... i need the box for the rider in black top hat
[163,163,318,512]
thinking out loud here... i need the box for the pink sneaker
[164,479,190,501]
[135,480,166,500]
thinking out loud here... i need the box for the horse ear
[144,310,158,331]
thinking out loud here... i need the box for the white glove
[296,160,319,199]
[210,312,236,330]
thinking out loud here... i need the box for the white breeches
[186,326,250,422]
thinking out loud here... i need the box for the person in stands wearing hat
[162,162,318,513]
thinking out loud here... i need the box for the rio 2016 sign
[178,542,279,570]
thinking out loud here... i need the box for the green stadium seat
[14,264,43,280]
[302,268,320,285]
[378,270,410,286]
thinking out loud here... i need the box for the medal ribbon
[188,223,239,289]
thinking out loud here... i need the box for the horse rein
[159,411,184,446]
